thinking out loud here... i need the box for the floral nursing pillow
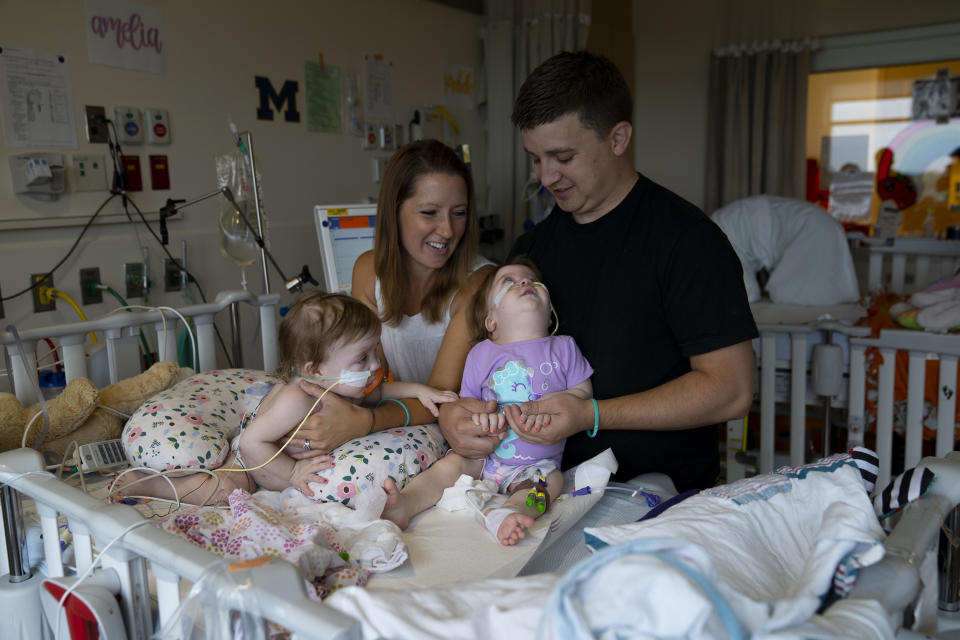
[122,368,280,471]
[121,368,447,506]
[306,424,446,506]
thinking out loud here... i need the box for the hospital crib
[3,291,960,638]
[731,323,959,490]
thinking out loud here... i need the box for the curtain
[704,39,817,215]
[482,0,591,260]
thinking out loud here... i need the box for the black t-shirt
[508,174,758,491]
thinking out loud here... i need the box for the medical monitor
[313,204,377,294]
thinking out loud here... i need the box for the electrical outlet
[163,258,183,292]
[31,274,55,313]
[79,267,102,305]
[84,105,108,143]
[123,263,145,298]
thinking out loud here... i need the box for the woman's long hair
[374,139,478,326]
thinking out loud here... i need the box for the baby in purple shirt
[382,259,593,545]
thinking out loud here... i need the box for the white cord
[0,470,56,489]
[108,304,197,368]
[95,404,132,419]
[21,410,45,448]
[54,518,154,640]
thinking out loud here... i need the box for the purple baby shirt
[460,335,593,470]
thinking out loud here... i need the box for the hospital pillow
[121,368,446,506]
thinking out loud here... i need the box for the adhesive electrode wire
[218,381,338,474]
[106,382,338,511]
[0,193,119,302]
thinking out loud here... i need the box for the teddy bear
[0,360,181,460]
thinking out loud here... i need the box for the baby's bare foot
[484,508,535,546]
[380,477,411,530]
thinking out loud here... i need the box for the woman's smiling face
[397,172,468,273]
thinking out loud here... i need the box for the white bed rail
[0,291,281,406]
[732,324,960,492]
[0,448,359,639]
[727,321,872,481]
[849,234,960,295]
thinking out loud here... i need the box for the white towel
[267,486,408,573]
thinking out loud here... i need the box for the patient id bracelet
[587,398,599,438]
[377,398,411,427]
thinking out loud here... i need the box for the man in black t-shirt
[439,52,758,492]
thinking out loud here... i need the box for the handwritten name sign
[85,0,165,74]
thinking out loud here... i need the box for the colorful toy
[525,470,548,513]
[876,148,918,211]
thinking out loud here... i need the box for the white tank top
[376,256,493,383]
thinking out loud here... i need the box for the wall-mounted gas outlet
[31,274,55,313]
[71,154,107,192]
[123,263,145,298]
[163,258,183,292]
[84,105,108,143]
[79,267,103,305]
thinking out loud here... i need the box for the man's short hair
[511,51,632,137]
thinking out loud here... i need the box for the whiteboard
[313,203,377,294]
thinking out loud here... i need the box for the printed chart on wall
[0,47,77,148]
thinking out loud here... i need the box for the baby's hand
[290,455,335,496]
[417,388,459,418]
[471,411,506,433]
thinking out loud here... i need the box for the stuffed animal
[0,361,181,459]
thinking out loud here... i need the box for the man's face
[521,112,622,223]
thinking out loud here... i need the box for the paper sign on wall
[84,0,164,74]
[0,47,78,148]
[443,65,474,111]
[364,55,393,123]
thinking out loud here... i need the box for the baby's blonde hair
[277,292,380,380]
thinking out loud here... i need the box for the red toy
[876,148,918,210]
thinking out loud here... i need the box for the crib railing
[0,448,360,639]
[731,324,960,492]
[0,291,281,406]
[727,321,871,482]
[848,234,960,295]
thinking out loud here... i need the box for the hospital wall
[632,0,960,213]
[0,0,484,374]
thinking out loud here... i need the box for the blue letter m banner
[255,76,300,122]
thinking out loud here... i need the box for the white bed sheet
[327,456,891,640]
[367,449,654,590]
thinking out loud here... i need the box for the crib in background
[731,235,960,490]
[2,279,960,637]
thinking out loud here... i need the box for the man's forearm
[599,361,753,431]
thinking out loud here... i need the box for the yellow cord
[106,381,338,513]
[42,287,98,343]
[218,382,336,473]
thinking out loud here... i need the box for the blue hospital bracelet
[587,398,599,438]
[377,398,411,427]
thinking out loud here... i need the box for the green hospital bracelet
[377,398,411,427]
[587,398,599,438]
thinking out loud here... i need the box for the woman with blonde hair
[289,139,494,452]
